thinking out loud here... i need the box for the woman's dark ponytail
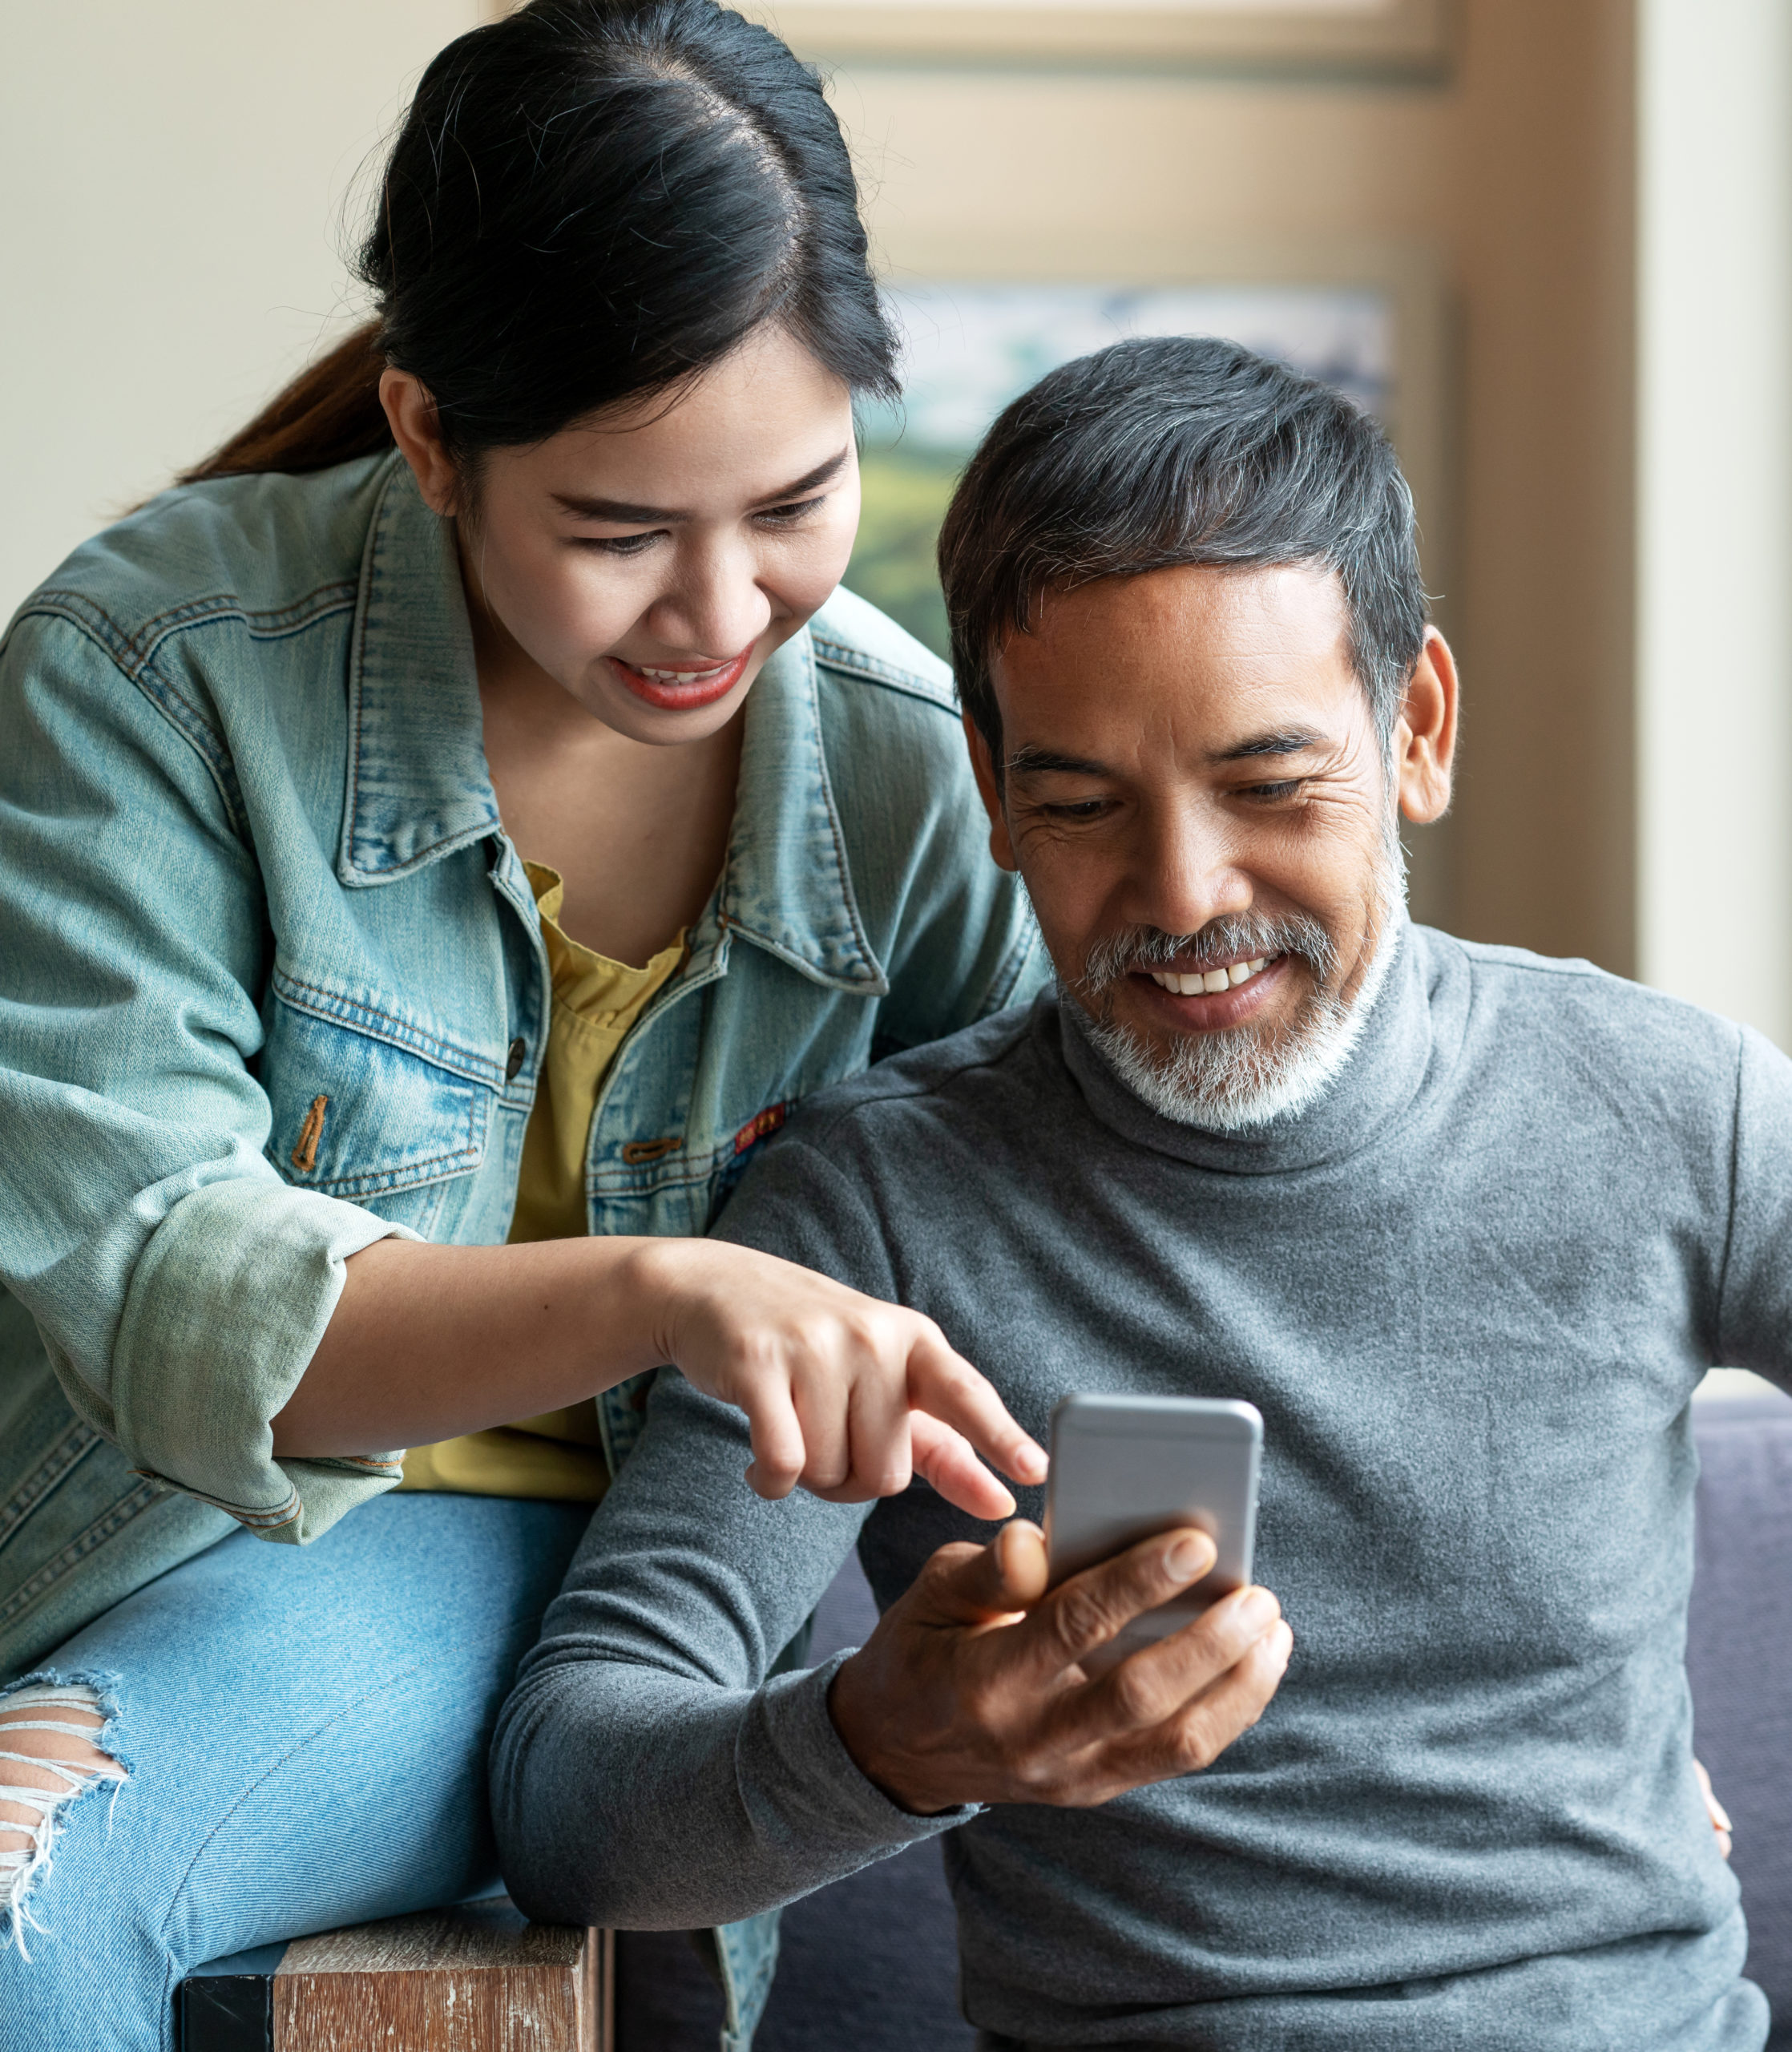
[182,0,896,485]
[180,324,391,483]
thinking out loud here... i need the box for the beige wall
[790,0,1640,968]
[4,2,1685,989]
[0,0,480,620]
[1447,2,1637,973]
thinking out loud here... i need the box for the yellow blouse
[398,861,684,1502]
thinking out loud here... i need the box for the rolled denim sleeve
[0,610,411,1542]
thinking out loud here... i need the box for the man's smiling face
[968,560,1456,1128]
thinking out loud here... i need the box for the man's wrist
[825,1650,949,1819]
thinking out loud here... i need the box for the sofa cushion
[1689,1392,1792,2047]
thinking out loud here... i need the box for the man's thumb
[922,1521,1049,1625]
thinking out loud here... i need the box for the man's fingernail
[1166,1536,1209,1580]
[1237,1587,1278,1631]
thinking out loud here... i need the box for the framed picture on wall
[744,0,1451,71]
[845,242,1448,667]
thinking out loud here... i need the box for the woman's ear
[962,712,1019,873]
[1394,627,1459,825]
[380,369,463,519]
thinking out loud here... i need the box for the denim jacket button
[505,1036,527,1081]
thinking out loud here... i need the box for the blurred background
[2,1,1787,1041]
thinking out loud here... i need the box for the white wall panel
[0,2,478,617]
[1637,0,1792,1044]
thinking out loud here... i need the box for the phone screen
[1044,1395,1262,1672]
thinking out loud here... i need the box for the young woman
[0,2,1046,2041]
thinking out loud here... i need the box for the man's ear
[380,368,463,519]
[1394,627,1458,825]
[961,711,1019,873]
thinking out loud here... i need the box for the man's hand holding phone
[827,1520,1292,1816]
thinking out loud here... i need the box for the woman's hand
[640,1239,1046,1520]
[1694,1757,1733,1860]
[283,1234,1043,1520]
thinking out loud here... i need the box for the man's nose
[1129,801,1253,938]
[642,535,772,659]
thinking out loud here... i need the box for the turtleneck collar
[1051,913,1434,1175]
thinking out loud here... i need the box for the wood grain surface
[273,1897,611,2050]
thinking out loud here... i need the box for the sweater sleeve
[1711,1023,1792,1391]
[490,1132,973,1929]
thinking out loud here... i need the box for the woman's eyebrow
[551,447,850,527]
[753,446,851,503]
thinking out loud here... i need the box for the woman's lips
[608,646,753,711]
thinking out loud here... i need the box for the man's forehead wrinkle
[995,568,1367,781]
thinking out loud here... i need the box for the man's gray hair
[938,334,1428,771]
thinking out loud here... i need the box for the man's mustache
[1080,911,1338,998]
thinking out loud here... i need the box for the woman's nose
[643,536,773,659]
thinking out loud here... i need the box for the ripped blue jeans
[0,1493,587,2052]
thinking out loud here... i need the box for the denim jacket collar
[337,458,496,887]
[337,456,885,995]
[719,628,886,996]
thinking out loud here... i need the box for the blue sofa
[1686,1388,1792,2048]
[617,1386,1792,2050]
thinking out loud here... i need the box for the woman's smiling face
[383,321,862,745]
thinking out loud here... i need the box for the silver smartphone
[1043,1395,1263,1674]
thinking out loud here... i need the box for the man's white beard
[1076,836,1407,1134]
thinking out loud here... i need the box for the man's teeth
[1149,957,1269,996]
[637,664,723,684]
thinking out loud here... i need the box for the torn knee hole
[1,1683,127,1953]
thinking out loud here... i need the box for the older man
[492,338,1782,2050]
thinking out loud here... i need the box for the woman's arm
[1,612,413,1545]
[276,1234,1045,1519]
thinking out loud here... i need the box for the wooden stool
[177,1896,611,2050]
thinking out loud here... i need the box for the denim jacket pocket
[261,967,498,1230]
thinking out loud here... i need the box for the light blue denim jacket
[0,453,1040,1697]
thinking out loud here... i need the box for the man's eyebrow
[1004,732,1325,778]
[1003,745,1113,779]
[551,447,850,527]
[1209,729,1323,764]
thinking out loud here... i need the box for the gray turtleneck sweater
[493,926,1789,2051]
